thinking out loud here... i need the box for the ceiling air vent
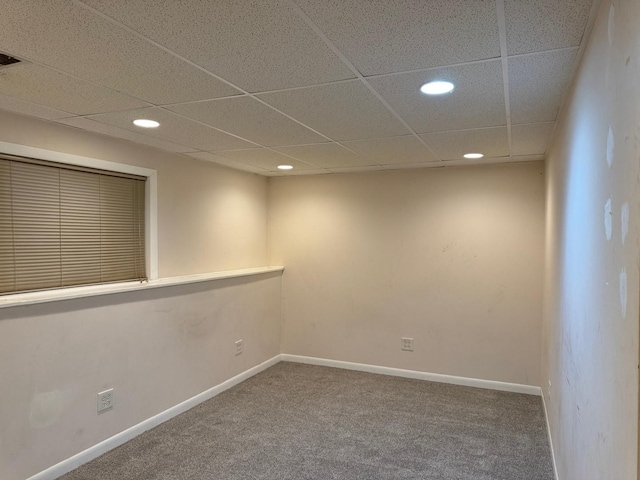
[0,53,20,68]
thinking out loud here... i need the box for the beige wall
[269,163,545,386]
[0,110,268,277]
[8,16,640,475]
[0,274,282,480]
[543,0,640,478]
[0,111,281,480]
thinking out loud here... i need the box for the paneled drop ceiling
[0,0,597,176]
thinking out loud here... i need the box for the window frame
[0,140,158,293]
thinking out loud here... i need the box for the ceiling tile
[273,143,370,168]
[511,123,555,155]
[0,1,591,177]
[327,165,387,174]
[86,108,256,151]
[513,154,546,163]
[0,0,240,104]
[443,156,511,167]
[57,117,196,153]
[378,162,441,171]
[258,81,410,141]
[341,135,437,164]
[420,127,509,160]
[0,63,148,115]
[0,92,72,120]
[80,0,355,92]
[167,97,327,147]
[505,0,593,55]
[368,60,506,134]
[277,168,332,176]
[509,49,578,125]
[215,148,317,171]
[186,152,270,174]
[294,0,500,76]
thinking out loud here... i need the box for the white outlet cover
[97,388,114,413]
[401,337,414,352]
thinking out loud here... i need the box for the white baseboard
[31,353,543,480]
[280,354,542,396]
[28,355,281,480]
[541,393,559,480]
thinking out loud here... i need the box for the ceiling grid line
[1,52,156,113]
[71,0,374,167]
[545,0,603,155]
[163,107,321,169]
[44,36,578,117]
[361,57,502,81]
[285,0,443,163]
[0,92,76,119]
[0,0,599,175]
[71,0,245,95]
[214,77,359,98]
[496,0,513,161]
[64,117,197,153]
[508,45,585,60]
[32,7,580,120]
[0,60,86,120]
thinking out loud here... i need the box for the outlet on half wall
[401,337,414,352]
[97,388,114,414]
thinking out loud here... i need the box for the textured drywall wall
[0,110,268,277]
[543,0,640,478]
[0,111,280,479]
[0,274,282,480]
[269,162,545,386]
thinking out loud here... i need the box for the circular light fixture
[277,165,293,170]
[463,153,484,159]
[133,119,160,128]
[420,81,455,95]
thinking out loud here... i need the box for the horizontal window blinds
[0,156,146,294]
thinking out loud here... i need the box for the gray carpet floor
[60,362,554,480]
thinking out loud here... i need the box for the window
[0,153,147,294]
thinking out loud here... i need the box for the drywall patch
[606,126,614,168]
[605,197,613,240]
[608,3,615,46]
[29,390,66,428]
[621,201,629,244]
[620,268,627,318]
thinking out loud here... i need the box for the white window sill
[0,266,284,309]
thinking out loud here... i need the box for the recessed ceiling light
[463,153,484,159]
[133,119,160,128]
[420,81,455,95]
[277,165,293,170]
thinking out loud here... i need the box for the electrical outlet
[401,337,414,352]
[235,339,243,356]
[97,388,114,413]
